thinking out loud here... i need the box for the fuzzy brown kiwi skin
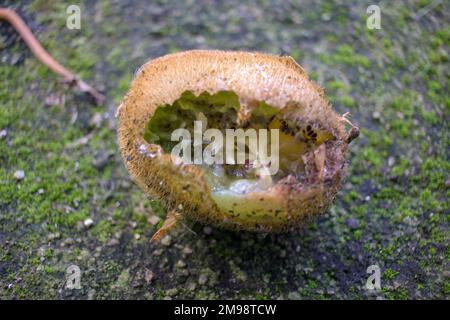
[117,50,354,233]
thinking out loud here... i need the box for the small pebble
[198,274,208,285]
[176,260,186,268]
[44,94,61,106]
[47,232,61,241]
[178,269,189,277]
[327,289,336,295]
[83,218,94,228]
[372,111,381,119]
[90,113,103,128]
[288,291,301,300]
[88,289,96,300]
[203,226,213,235]
[14,170,25,180]
[388,157,395,167]
[92,153,111,170]
[161,235,172,246]
[144,269,154,284]
[187,282,197,291]
[321,13,331,21]
[0,129,7,139]
[63,238,74,246]
[165,288,178,297]
[147,215,160,225]
[107,238,119,246]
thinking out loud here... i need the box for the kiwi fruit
[117,50,359,240]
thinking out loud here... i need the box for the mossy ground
[0,0,448,299]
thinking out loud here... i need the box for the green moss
[442,281,450,295]
[289,48,301,61]
[383,287,409,300]
[383,269,399,281]
[332,44,371,68]
[254,293,271,300]
[341,95,356,108]
[91,220,113,243]
[361,147,383,169]
[327,80,349,92]
[307,279,317,289]
[353,230,363,240]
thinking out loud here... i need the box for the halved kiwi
[117,50,358,240]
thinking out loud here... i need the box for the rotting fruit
[117,50,359,241]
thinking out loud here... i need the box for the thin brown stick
[0,8,104,105]
[150,210,182,242]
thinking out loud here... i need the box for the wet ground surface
[0,0,448,299]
